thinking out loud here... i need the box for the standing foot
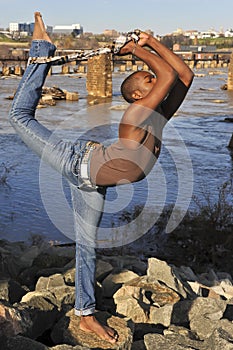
[79,315,118,344]
[32,12,52,42]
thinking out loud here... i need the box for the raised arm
[138,32,194,119]
[118,37,178,145]
[119,39,178,135]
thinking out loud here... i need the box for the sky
[0,0,233,35]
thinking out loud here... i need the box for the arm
[141,33,194,119]
[118,40,178,144]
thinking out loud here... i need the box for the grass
[107,180,233,274]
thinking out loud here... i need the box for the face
[134,71,156,99]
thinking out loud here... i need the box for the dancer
[9,12,194,343]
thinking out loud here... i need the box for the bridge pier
[86,53,112,98]
[227,52,233,90]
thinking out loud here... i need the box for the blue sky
[0,0,233,35]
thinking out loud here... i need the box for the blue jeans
[9,40,106,316]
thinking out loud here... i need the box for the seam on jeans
[10,64,38,116]
[77,242,83,316]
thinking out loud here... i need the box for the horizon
[0,0,233,36]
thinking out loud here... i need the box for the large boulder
[113,276,180,324]
[51,309,133,349]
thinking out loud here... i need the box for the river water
[0,67,232,244]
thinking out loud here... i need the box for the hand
[137,31,151,47]
[118,40,135,56]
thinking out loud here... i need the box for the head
[121,71,156,103]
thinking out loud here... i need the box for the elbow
[187,70,195,87]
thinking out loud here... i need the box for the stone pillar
[227,52,233,90]
[86,53,112,97]
[14,66,23,76]
[2,66,10,76]
[62,65,70,74]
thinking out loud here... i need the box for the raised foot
[79,315,118,344]
[32,12,52,43]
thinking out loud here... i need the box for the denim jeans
[9,40,106,316]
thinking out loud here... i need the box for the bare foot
[79,315,118,344]
[32,12,52,42]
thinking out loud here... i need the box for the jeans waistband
[72,140,100,189]
[80,141,100,186]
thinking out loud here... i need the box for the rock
[205,319,233,350]
[51,309,133,349]
[99,255,147,275]
[51,285,75,307]
[147,258,187,298]
[96,259,114,281]
[36,273,65,291]
[0,298,59,341]
[113,276,180,323]
[40,94,56,106]
[18,245,40,268]
[21,290,57,311]
[18,265,40,288]
[188,297,227,340]
[187,281,222,299]
[102,269,139,297]
[63,268,76,286]
[131,340,146,350]
[0,279,27,303]
[0,335,49,350]
[190,315,220,341]
[42,86,66,100]
[25,279,75,310]
[114,285,149,323]
[170,300,193,325]
[65,91,79,101]
[144,333,204,350]
[149,304,174,327]
[50,345,90,350]
[188,297,227,321]
[34,253,71,269]
[0,302,32,337]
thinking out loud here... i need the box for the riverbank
[1,229,233,349]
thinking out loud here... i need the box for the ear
[131,89,143,100]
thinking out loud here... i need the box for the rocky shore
[1,237,233,350]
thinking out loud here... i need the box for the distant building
[53,24,83,36]
[198,30,219,39]
[173,44,217,52]
[225,29,233,37]
[103,29,119,37]
[183,30,199,39]
[9,22,52,36]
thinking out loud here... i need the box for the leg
[9,13,56,158]
[33,12,52,42]
[71,185,118,343]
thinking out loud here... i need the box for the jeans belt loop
[80,141,99,187]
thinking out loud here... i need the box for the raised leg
[32,12,52,42]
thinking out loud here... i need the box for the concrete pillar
[119,65,126,72]
[14,66,23,76]
[77,64,86,73]
[126,61,132,70]
[142,64,149,71]
[2,66,10,76]
[62,65,70,74]
[86,53,112,97]
[227,53,233,90]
